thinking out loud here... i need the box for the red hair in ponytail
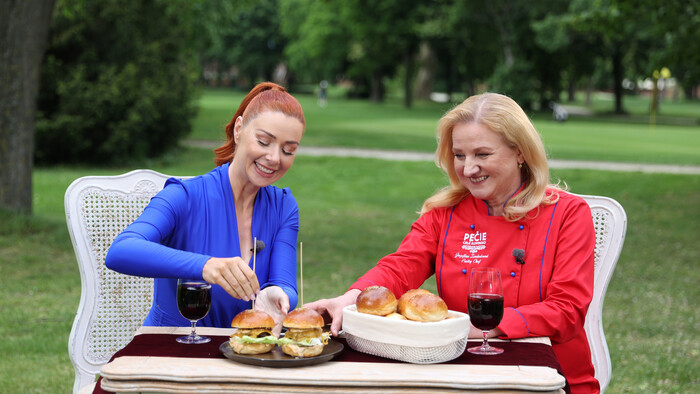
[214,82,305,166]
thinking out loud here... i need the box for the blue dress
[105,163,299,327]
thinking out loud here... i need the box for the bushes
[488,61,536,111]
[35,0,199,165]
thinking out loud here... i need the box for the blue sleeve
[105,182,210,279]
[262,188,299,310]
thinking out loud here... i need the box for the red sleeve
[499,196,596,343]
[349,208,444,297]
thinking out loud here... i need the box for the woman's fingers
[226,259,257,300]
[256,286,289,337]
[202,257,260,300]
[305,298,342,336]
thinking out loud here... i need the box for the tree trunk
[414,41,437,101]
[0,0,56,213]
[403,48,414,108]
[370,71,384,102]
[585,77,594,107]
[567,68,576,102]
[612,47,625,114]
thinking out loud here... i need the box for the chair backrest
[579,194,627,393]
[65,169,174,393]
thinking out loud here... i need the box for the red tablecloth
[95,334,569,393]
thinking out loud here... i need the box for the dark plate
[219,339,344,368]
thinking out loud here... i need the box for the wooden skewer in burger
[278,242,330,358]
[229,239,279,354]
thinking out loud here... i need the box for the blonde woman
[307,93,598,393]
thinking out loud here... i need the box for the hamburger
[356,286,398,316]
[229,309,277,354]
[278,308,330,358]
[398,289,448,322]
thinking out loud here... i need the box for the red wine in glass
[468,294,504,330]
[467,267,504,355]
[176,279,212,344]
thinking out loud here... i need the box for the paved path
[186,140,700,175]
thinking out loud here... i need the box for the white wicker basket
[342,305,470,364]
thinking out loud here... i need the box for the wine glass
[176,279,212,344]
[467,267,504,355]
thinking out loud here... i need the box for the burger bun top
[231,309,275,329]
[283,307,324,329]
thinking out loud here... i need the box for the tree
[281,0,424,105]
[341,0,422,102]
[218,0,287,86]
[567,0,650,114]
[280,0,350,85]
[648,1,700,100]
[0,0,56,213]
[35,0,200,165]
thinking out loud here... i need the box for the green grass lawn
[2,89,699,392]
[192,88,700,165]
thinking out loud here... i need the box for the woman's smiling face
[233,111,304,188]
[452,122,524,215]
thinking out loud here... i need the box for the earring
[518,163,523,168]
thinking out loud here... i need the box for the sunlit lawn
[192,88,700,165]
[1,88,699,392]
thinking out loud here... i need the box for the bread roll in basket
[341,305,470,364]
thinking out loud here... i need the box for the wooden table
[98,327,566,393]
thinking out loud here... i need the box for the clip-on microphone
[512,248,525,264]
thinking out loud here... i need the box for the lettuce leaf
[231,332,330,347]
[231,335,279,345]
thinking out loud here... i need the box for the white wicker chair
[65,169,175,394]
[579,194,627,393]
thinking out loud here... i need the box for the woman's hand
[254,286,290,336]
[202,257,260,301]
[304,289,361,336]
[468,323,505,339]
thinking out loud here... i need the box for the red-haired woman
[107,82,305,334]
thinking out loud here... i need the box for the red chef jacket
[351,189,599,393]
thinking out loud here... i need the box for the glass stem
[481,330,490,349]
[190,320,197,338]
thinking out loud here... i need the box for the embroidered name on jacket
[462,231,487,252]
[457,231,489,264]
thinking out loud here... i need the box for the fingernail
[243,296,250,302]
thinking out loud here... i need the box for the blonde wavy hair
[420,93,563,221]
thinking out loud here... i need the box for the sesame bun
[356,286,398,316]
[282,307,324,329]
[231,309,274,329]
[399,291,448,322]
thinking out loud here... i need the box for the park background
[1,0,699,392]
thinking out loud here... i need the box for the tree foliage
[35,0,200,165]
[198,0,700,109]
[280,0,350,83]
